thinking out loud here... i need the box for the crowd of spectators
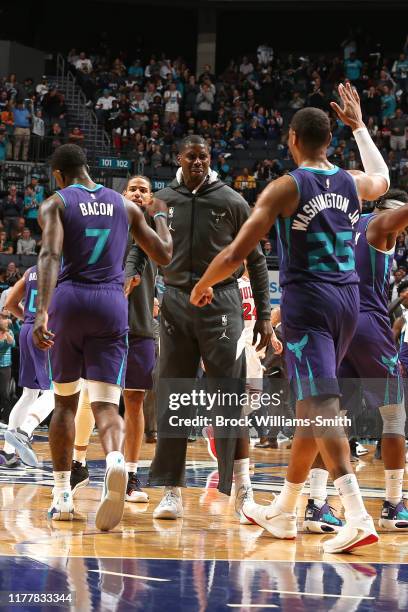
[64,40,408,200]
[0,73,86,162]
[3,36,408,261]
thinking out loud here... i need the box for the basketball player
[148,135,272,523]
[190,83,390,553]
[0,266,54,468]
[305,189,408,533]
[70,175,158,504]
[32,144,172,530]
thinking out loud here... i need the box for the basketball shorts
[125,335,156,391]
[48,281,129,386]
[339,310,402,410]
[281,282,359,400]
[19,323,51,390]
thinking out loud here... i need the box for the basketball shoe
[323,515,378,554]
[379,500,408,531]
[303,498,343,533]
[0,450,20,468]
[242,497,297,539]
[70,460,90,496]
[153,487,183,519]
[48,490,75,521]
[4,429,38,467]
[126,472,149,503]
[95,453,127,531]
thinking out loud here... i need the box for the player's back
[56,184,128,285]
[24,265,38,324]
[355,213,394,316]
[276,166,360,286]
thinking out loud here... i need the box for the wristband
[154,212,167,220]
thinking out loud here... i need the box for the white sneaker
[95,458,127,531]
[355,441,369,456]
[242,497,297,539]
[153,488,183,519]
[48,490,75,521]
[323,515,379,554]
[277,432,292,449]
[235,485,254,525]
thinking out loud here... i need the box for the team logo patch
[287,334,309,362]
[211,210,226,224]
[168,207,174,218]
[221,314,228,326]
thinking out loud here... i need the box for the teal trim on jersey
[275,219,284,264]
[56,191,66,207]
[306,358,318,396]
[284,217,291,257]
[382,254,390,292]
[368,244,376,290]
[397,375,403,404]
[300,165,339,176]
[70,183,103,192]
[289,173,301,196]
[294,364,303,400]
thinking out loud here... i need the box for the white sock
[126,462,138,474]
[22,390,55,435]
[334,473,367,521]
[276,480,304,514]
[53,471,71,494]
[385,469,404,505]
[309,468,329,507]
[233,458,252,491]
[106,451,124,469]
[73,449,87,466]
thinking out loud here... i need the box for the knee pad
[53,379,82,397]
[379,403,406,436]
[87,380,121,405]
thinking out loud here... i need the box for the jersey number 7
[86,228,111,264]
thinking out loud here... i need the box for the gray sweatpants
[149,283,246,495]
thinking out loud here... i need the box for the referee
[149,135,272,520]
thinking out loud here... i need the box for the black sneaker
[374,439,382,460]
[126,472,149,503]
[70,460,89,496]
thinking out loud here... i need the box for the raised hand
[330,82,365,131]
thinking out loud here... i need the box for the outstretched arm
[331,83,389,201]
[33,195,64,349]
[367,202,408,237]
[126,197,173,266]
[4,274,26,320]
[190,175,298,306]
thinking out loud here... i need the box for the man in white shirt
[75,52,93,74]
[95,90,117,124]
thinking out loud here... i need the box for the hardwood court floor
[0,435,406,565]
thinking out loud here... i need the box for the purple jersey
[355,213,394,315]
[56,184,128,285]
[276,166,360,286]
[23,265,38,324]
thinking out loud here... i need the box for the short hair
[397,279,408,295]
[178,135,208,153]
[126,175,152,189]
[376,188,408,210]
[290,107,331,149]
[51,144,87,173]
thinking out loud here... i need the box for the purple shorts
[340,310,402,409]
[125,335,156,390]
[281,282,359,400]
[19,323,51,390]
[48,282,129,385]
